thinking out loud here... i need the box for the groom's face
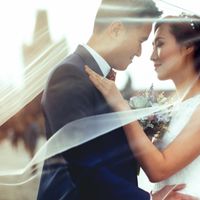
[107,23,152,71]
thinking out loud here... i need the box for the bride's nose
[150,49,157,62]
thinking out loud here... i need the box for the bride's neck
[175,75,200,101]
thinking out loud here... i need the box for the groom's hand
[152,184,199,200]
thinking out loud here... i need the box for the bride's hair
[154,14,200,73]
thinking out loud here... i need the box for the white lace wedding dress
[153,94,200,198]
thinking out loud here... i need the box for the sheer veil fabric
[1,1,200,200]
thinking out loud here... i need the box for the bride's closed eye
[155,40,164,48]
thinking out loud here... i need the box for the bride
[85,14,200,198]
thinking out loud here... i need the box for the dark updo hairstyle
[154,13,200,73]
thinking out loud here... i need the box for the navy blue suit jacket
[38,45,150,200]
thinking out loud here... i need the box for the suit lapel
[74,45,113,113]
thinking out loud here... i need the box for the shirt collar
[82,44,111,77]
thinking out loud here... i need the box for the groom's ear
[108,22,124,38]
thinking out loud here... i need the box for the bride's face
[151,24,187,81]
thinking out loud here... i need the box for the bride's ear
[184,45,195,56]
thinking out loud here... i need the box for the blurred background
[0,0,199,199]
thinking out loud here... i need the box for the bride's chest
[159,100,199,147]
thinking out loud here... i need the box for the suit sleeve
[88,167,151,200]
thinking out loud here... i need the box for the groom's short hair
[94,0,162,32]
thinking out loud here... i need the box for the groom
[38,0,193,200]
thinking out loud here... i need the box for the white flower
[128,85,172,141]
[129,96,149,108]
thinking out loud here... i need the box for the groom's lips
[130,55,134,61]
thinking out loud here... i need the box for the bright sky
[0,0,199,90]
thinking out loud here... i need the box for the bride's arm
[123,106,200,182]
[85,65,200,182]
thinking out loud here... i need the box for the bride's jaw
[154,63,168,80]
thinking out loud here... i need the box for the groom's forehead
[128,23,152,36]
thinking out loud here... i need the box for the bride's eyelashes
[155,40,164,48]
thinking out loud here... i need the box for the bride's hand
[85,65,130,111]
[152,184,199,200]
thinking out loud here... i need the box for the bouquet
[129,85,172,142]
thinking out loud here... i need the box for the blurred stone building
[22,9,68,98]
[0,9,68,157]
[121,74,174,100]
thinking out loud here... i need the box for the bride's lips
[154,63,161,70]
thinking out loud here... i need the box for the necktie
[106,68,116,81]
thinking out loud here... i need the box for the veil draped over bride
[0,0,200,199]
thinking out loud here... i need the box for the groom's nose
[135,45,141,57]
